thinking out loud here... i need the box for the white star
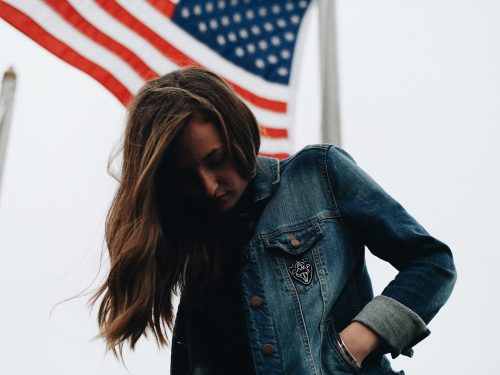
[221,15,230,26]
[258,40,268,50]
[246,9,255,20]
[218,0,226,9]
[193,5,202,15]
[235,47,245,57]
[290,15,300,24]
[281,49,291,59]
[264,22,274,32]
[284,32,295,41]
[271,36,281,46]
[205,2,214,12]
[299,1,308,9]
[258,7,267,17]
[272,4,281,14]
[209,19,218,29]
[255,58,265,69]
[227,32,237,42]
[251,25,261,35]
[217,35,226,45]
[278,67,289,76]
[246,43,256,53]
[239,29,249,38]
[286,3,295,11]
[233,12,242,23]
[268,55,278,64]
[277,18,287,28]
[198,22,207,33]
[181,7,190,18]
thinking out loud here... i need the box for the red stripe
[43,0,158,81]
[230,81,286,113]
[95,0,287,113]
[0,2,132,105]
[147,0,176,19]
[259,152,289,160]
[259,126,288,139]
[95,1,197,69]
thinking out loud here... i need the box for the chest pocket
[262,219,325,294]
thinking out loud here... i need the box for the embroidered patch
[288,259,313,285]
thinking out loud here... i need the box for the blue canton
[172,0,311,84]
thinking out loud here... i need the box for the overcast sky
[1,1,499,374]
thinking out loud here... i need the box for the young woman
[92,67,456,375]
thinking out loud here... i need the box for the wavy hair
[90,67,260,355]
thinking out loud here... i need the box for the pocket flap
[262,220,322,255]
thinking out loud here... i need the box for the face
[166,118,250,214]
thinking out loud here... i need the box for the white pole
[318,0,341,146]
[0,66,17,199]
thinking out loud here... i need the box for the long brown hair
[91,67,260,355]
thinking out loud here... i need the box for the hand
[339,322,381,365]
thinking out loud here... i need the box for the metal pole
[318,0,342,146]
[0,66,17,199]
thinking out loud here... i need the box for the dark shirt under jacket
[172,183,259,375]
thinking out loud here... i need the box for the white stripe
[68,0,178,76]
[7,0,145,95]
[260,137,291,155]
[115,0,291,102]
[247,102,291,129]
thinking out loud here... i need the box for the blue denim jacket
[171,145,457,375]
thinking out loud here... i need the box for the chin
[214,203,234,214]
[212,199,237,215]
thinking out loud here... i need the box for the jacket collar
[253,156,281,204]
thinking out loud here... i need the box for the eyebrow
[202,147,223,162]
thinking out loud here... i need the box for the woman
[92,67,456,375]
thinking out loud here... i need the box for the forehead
[168,119,223,168]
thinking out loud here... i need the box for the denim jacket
[171,145,457,375]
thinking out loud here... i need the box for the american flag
[0,0,313,158]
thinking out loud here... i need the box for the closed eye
[205,150,227,169]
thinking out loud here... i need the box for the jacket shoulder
[280,144,355,169]
[280,144,329,168]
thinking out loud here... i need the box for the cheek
[229,173,249,195]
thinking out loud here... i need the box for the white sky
[1,1,499,374]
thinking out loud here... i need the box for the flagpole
[0,66,17,201]
[318,0,342,146]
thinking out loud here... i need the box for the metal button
[249,296,263,308]
[290,235,301,248]
[261,344,274,356]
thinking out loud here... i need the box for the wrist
[339,322,381,364]
[336,332,362,371]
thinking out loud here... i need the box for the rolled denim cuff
[352,295,430,358]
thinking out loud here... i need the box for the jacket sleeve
[325,145,457,358]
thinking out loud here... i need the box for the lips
[215,192,227,201]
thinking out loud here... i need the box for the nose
[198,169,218,198]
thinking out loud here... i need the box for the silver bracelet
[336,333,362,371]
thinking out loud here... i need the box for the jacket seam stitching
[323,145,342,218]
